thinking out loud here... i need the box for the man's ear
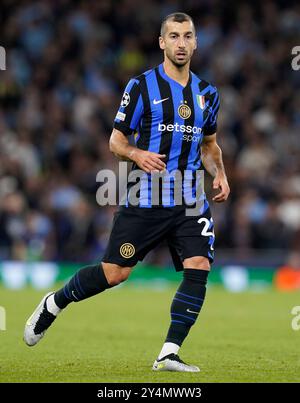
[194,36,198,50]
[159,36,165,50]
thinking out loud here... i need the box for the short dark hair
[160,12,195,37]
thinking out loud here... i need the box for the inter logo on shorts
[120,243,135,258]
[178,104,191,119]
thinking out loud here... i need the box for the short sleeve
[113,79,144,136]
[202,87,220,136]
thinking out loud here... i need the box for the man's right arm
[109,129,166,173]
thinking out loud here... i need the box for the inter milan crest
[120,243,135,258]
[178,103,191,119]
[121,92,130,107]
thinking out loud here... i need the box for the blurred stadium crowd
[0,0,300,265]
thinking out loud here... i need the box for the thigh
[168,207,215,271]
[103,206,172,267]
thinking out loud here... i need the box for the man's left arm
[201,133,230,203]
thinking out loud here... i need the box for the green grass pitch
[1,284,300,382]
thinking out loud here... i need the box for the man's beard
[172,59,188,67]
[166,50,191,68]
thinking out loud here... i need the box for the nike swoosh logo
[187,308,199,314]
[153,97,169,105]
[72,290,79,301]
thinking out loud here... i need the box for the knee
[109,271,130,286]
[102,262,132,287]
[183,256,210,270]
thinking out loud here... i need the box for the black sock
[165,268,208,346]
[54,263,111,309]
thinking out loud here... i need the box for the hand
[131,150,166,173]
[212,173,230,203]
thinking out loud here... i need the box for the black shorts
[102,205,215,271]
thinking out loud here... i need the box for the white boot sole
[23,292,54,347]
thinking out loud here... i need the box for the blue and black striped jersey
[114,63,220,209]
